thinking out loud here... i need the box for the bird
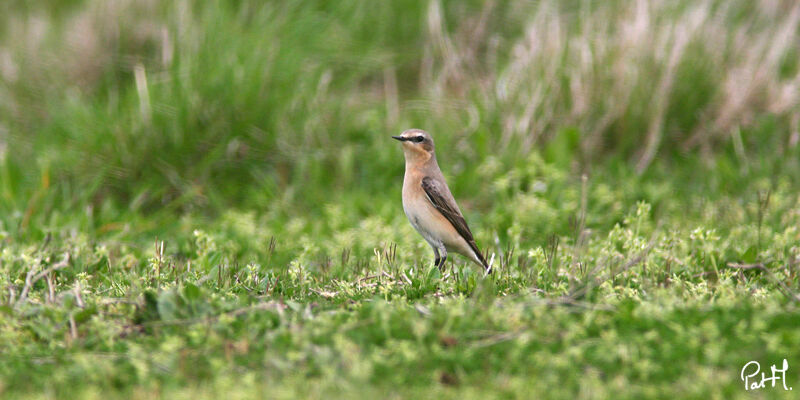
[392,129,491,274]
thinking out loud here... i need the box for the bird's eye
[412,136,425,143]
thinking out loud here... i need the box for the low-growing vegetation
[1,0,799,398]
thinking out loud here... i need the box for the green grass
[2,0,800,398]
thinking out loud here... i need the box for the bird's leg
[432,246,440,268]
[437,246,448,272]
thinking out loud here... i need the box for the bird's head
[392,129,435,162]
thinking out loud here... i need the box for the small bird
[393,129,491,274]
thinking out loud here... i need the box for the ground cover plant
[1,0,800,398]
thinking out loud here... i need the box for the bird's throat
[403,146,433,166]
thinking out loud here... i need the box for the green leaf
[182,282,202,302]
[157,290,182,321]
[73,305,97,323]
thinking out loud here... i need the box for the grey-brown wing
[421,176,488,268]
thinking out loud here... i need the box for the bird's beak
[392,135,407,142]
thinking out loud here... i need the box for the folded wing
[421,176,488,270]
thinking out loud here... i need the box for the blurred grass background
[2,0,798,233]
[2,1,800,398]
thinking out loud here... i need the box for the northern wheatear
[392,129,491,274]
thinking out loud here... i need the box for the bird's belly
[403,195,464,249]
[403,198,437,242]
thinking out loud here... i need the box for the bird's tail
[479,250,492,274]
[470,245,491,274]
